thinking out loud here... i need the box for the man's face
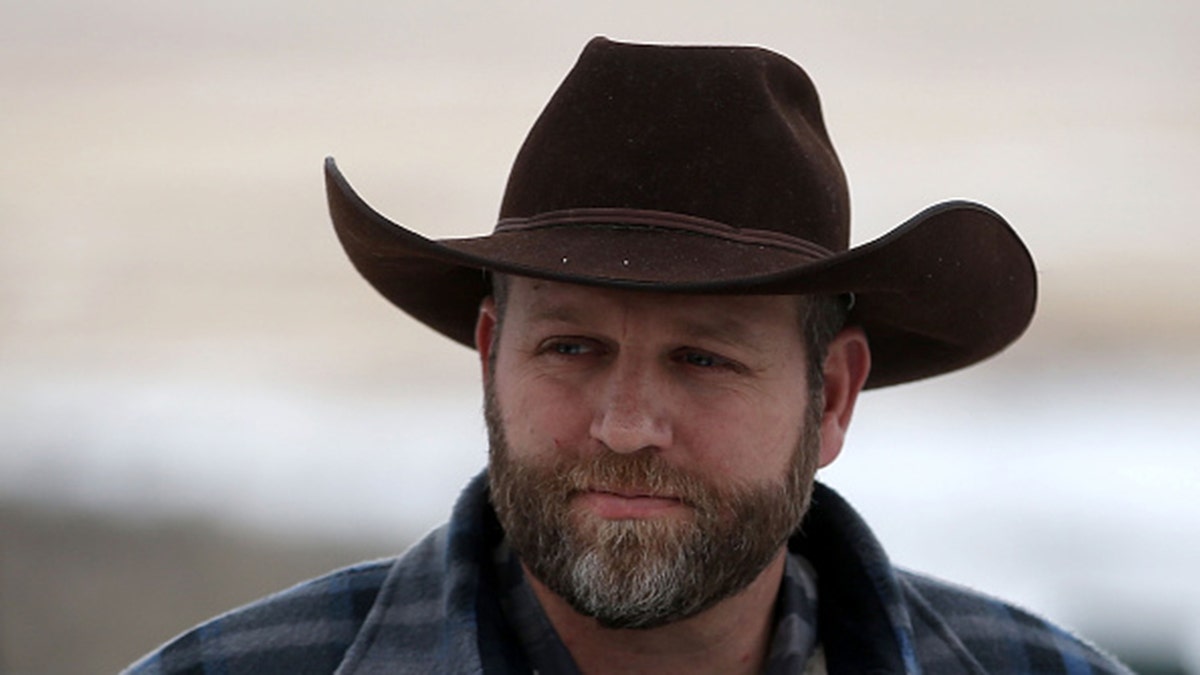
[480,277,824,629]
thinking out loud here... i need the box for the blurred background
[2,1,1198,673]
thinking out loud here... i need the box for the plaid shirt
[124,472,1131,674]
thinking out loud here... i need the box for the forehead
[500,276,803,343]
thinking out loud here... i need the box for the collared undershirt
[493,537,820,673]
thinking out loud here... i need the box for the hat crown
[498,37,850,253]
[326,36,1036,389]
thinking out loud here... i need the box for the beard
[485,381,822,630]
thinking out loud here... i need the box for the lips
[574,487,687,520]
[580,482,687,502]
[595,487,676,500]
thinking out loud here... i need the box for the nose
[589,359,673,454]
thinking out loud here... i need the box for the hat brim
[326,158,1036,389]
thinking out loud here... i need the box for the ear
[475,296,499,383]
[817,327,871,468]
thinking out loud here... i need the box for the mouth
[574,487,688,520]
[596,486,675,499]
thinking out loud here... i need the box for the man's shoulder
[895,569,1132,674]
[122,558,395,675]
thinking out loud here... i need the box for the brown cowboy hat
[325,37,1036,389]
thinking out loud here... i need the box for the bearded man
[125,37,1131,674]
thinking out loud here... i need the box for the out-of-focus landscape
[2,2,1198,673]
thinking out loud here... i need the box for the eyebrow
[524,296,772,352]
[672,314,770,352]
[523,301,590,327]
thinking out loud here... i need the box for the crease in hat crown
[324,35,1038,389]
[495,36,851,256]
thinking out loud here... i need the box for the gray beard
[485,381,821,629]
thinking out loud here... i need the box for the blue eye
[553,342,588,356]
[674,349,747,374]
[542,340,596,357]
[682,351,719,368]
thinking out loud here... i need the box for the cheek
[495,372,593,456]
[683,390,807,479]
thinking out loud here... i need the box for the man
[126,37,1130,673]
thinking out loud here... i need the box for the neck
[524,549,788,675]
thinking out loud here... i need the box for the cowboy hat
[325,36,1036,388]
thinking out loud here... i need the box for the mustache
[545,451,723,510]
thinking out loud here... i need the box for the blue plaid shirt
[124,472,1131,674]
